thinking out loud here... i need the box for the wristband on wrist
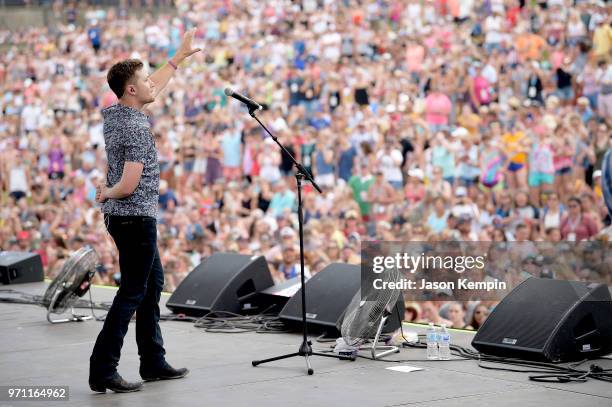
[168,59,178,70]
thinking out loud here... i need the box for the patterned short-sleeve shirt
[101,103,159,217]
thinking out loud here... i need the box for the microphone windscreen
[224,87,234,96]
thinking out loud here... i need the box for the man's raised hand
[175,28,202,63]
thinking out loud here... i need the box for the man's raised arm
[147,27,201,99]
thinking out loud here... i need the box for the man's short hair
[107,59,143,98]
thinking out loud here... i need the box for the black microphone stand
[246,107,351,374]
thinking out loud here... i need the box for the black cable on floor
[0,292,111,311]
[315,333,338,343]
[442,342,612,384]
[160,305,289,334]
[0,297,40,305]
[327,339,612,381]
[193,310,288,334]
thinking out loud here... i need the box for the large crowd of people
[1,0,611,329]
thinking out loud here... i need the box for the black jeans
[90,215,166,381]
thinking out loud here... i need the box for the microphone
[224,87,263,111]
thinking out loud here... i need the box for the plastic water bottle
[426,323,439,360]
[439,324,451,360]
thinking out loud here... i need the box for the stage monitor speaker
[255,276,301,314]
[0,252,44,285]
[166,253,274,316]
[472,277,612,362]
[279,263,404,335]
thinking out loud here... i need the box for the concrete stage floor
[0,282,610,407]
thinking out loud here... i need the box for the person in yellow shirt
[502,130,529,190]
[593,17,612,62]
[593,170,603,200]
[457,104,481,136]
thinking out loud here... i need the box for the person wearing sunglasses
[469,304,490,330]
[559,196,598,241]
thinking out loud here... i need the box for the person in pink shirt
[101,89,118,108]
[550,43,565,70]
[405,39,425,81]
[470,67,492,108]
[425,83,452,132]
[435,26,453,52]
[71,175,87,205]
[560,196,598,241]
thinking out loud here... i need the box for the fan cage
[341,266,402,345]
[43,247,99,314]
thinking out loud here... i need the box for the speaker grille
[475,279,589,350]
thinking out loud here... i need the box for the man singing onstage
[89,29,200,393]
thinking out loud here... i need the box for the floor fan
[340,266,402,359]
[42,247,101,324]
